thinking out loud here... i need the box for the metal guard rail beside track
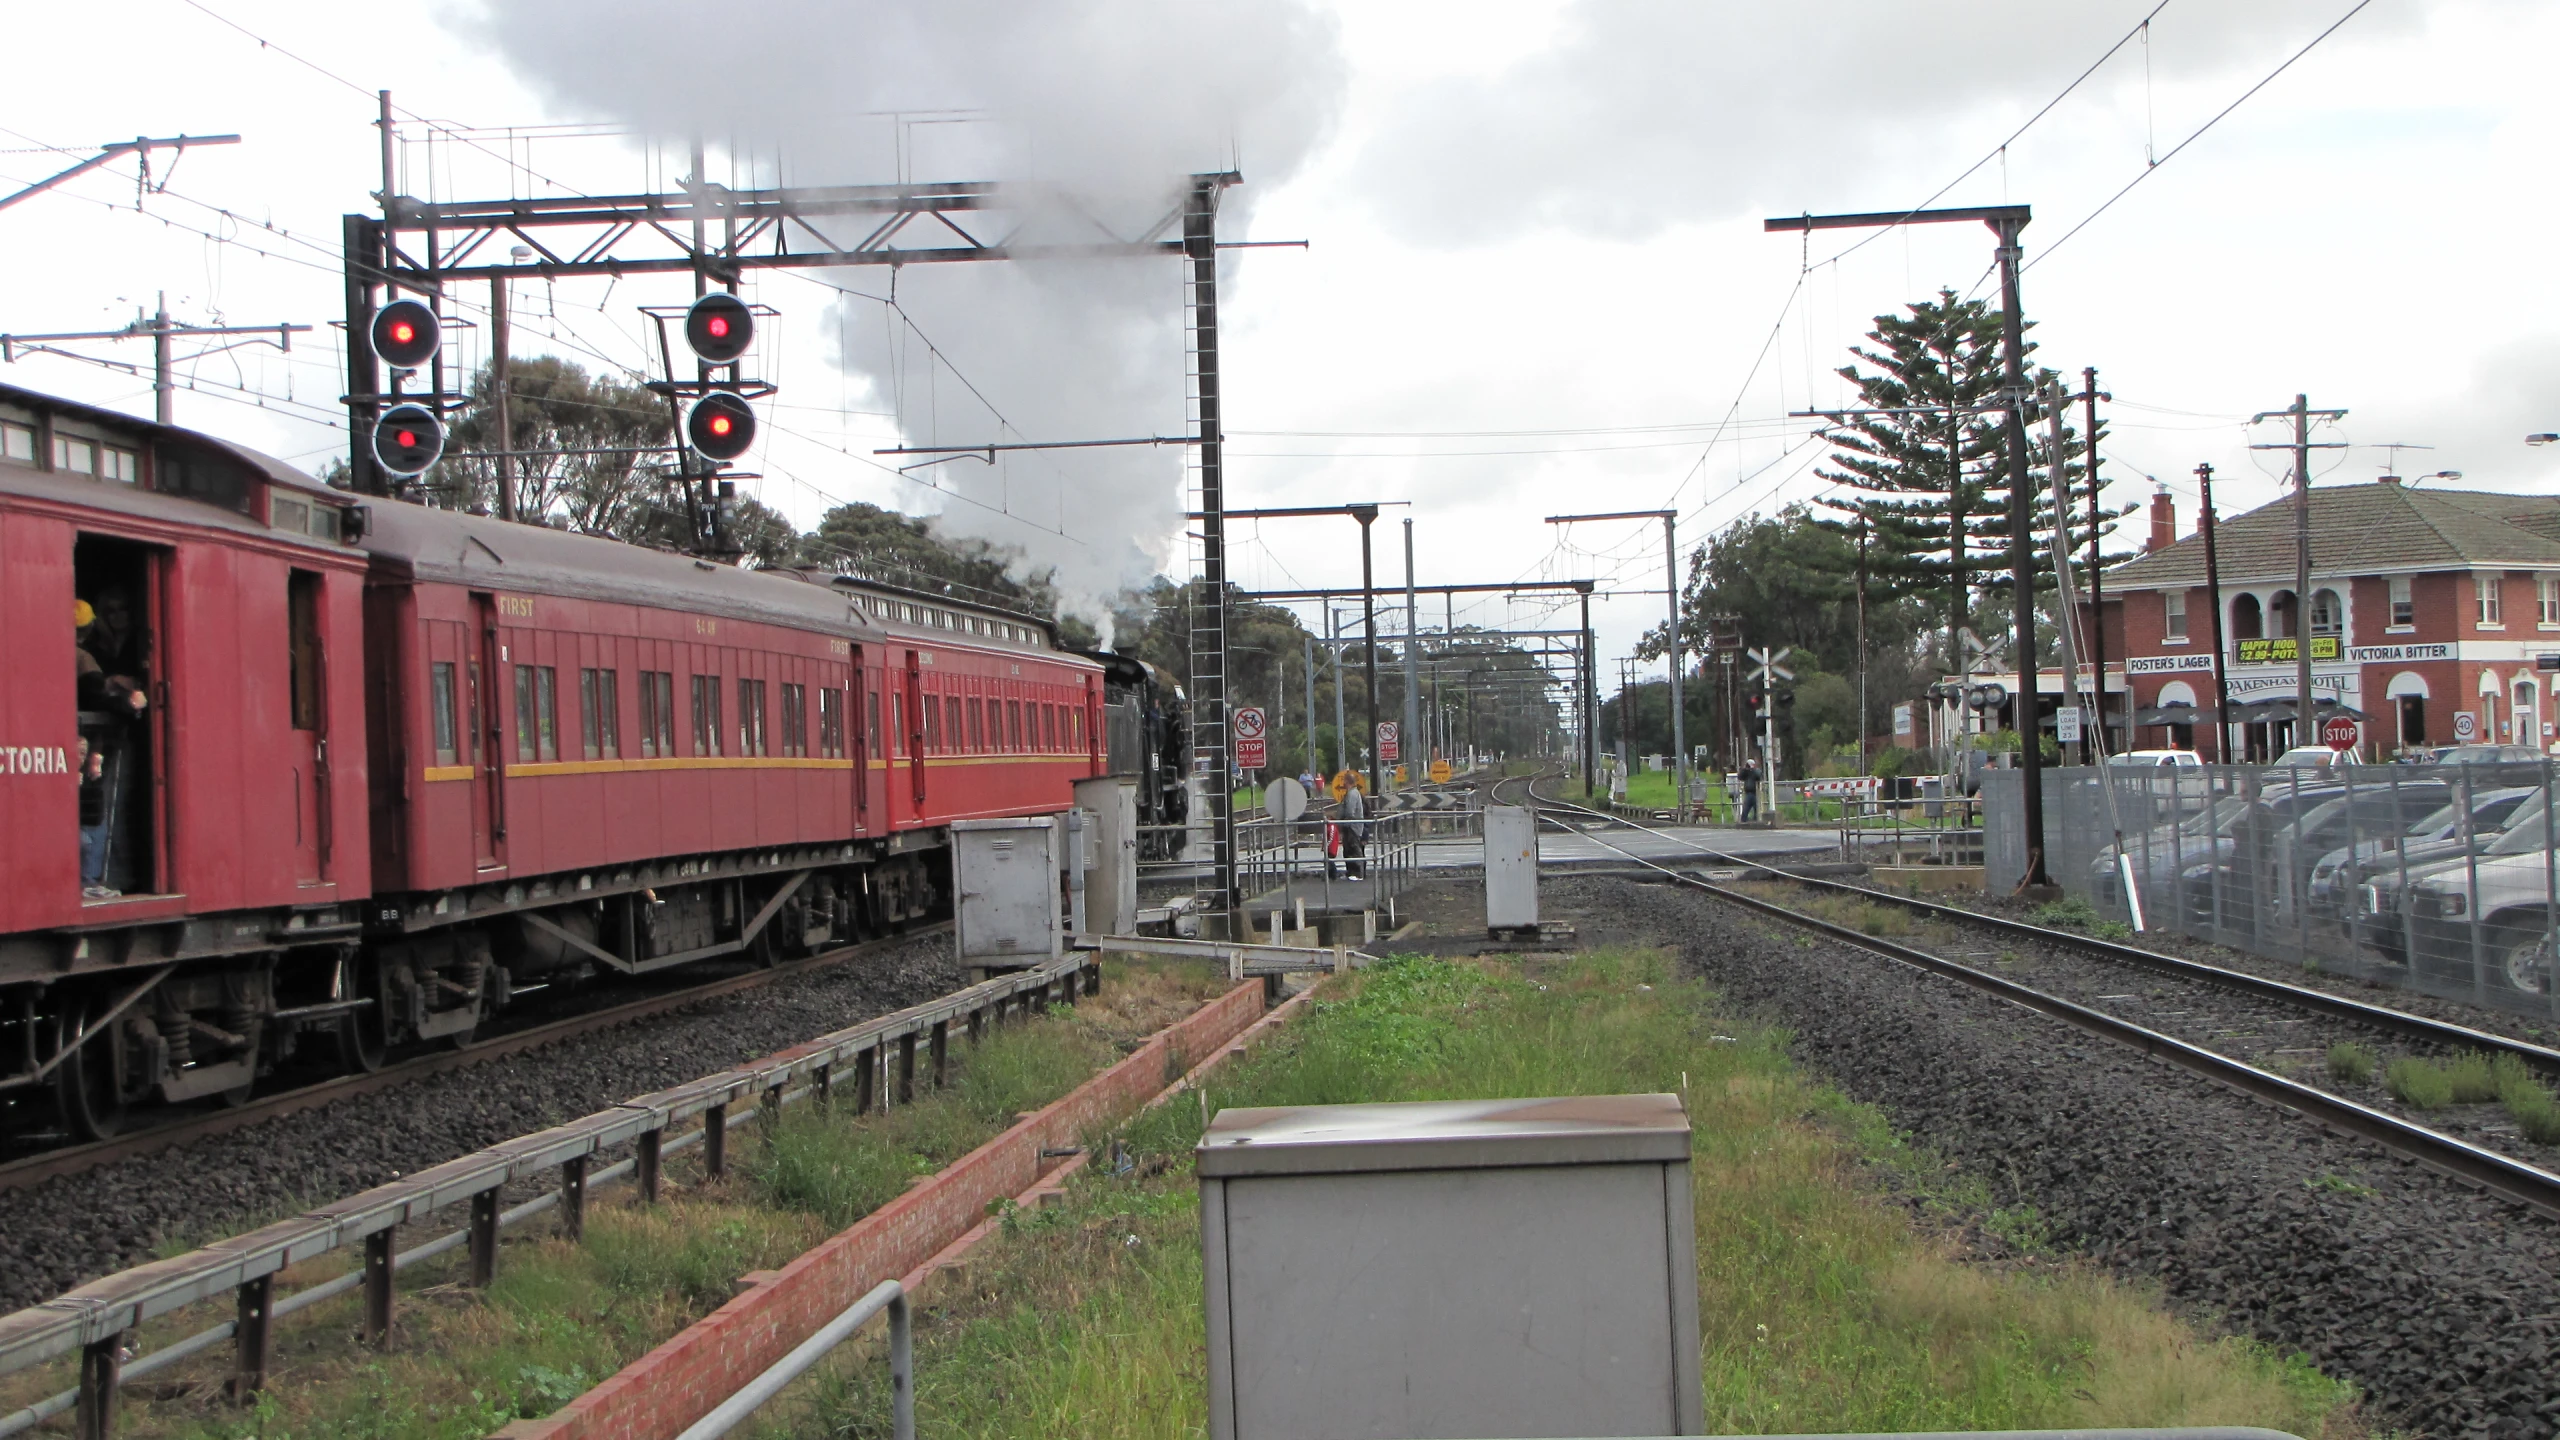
[0,951,1096,1438]
[1532,793,2560,1222]
[674,1279,911,1440]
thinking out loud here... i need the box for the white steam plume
[466,1,1347,630]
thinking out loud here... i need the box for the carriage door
[905,649,927,812]
[286,571,329,883]
[470,594,506,868]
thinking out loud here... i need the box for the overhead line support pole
[1404,518,1420,790]
[1546,510,1685,812]
[1767,200,2043,885]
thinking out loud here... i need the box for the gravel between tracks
[1559,873,2560,1440]
[0,932,967,1314]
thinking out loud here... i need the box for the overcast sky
[6,0,2555,675]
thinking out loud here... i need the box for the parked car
[2263,780,2454,927]
[2088,780,2342,924]
[2425,744,2546,766]
[2306,785,2542,921]
[2397,806,2560,996]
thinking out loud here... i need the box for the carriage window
[637,671,673,758]
[287,571,323,732]
[868,686,882,757]
[890,691,904,755]
[1007,701,1024,753]
[52,435,97,475]
[738,678,768,757]
[817,687,844,758]
[514,665,559,762]
[100,446,140,484]
[781,682,807,757]
[966,698,985,753]
[924,695,943,754]
[581,668,620,759]
[691,674,723,756]
[430,663,459,765]
[0,423,32,463]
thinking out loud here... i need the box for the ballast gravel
[1567,874,2560,1440]
[0,933,967,1314]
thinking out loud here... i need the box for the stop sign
[2321,714,2358,751]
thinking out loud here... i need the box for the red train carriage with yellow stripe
[0,381,1105,1140]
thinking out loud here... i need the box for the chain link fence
[1985,760,2560,1020]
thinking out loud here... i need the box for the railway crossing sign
[1431,758,1453,784]
[1233,706,1267,770]
[1376,720,1399,762]
[1746,646,1793,687]
[1960,627,2002,679]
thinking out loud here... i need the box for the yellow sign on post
[1430,759,1452,785]
[1330,769,1365,801]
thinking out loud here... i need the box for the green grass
[2379,1050,2560,1144]
[2325,1043,2377,1086]
[788,952,2362,1440]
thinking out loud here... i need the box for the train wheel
[333,999,386,1074]
[54,1000,130,1142]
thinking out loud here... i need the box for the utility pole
[2082,367,2110,754]
[1855,517,1870,774]
[2197,463,2235,763]
[1580,584,1598,791]
[2251,394,2348,752]
[2044,377,2088,766]
[1990,211,2051,888]
[1358,509,1381,797]
[1403,518,1420,791]
[1549,510,1686,810]
[490,274,516,522]
[1303,632,1317,780]
[1,299,308,426]
[1331,607,1349,780]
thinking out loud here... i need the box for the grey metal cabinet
[1198,1094,1702,1440]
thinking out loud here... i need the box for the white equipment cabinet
[951,816,1062,968]
[1072,777,1139,936]
[1198,1094,1702,1440]
[1484,803,1540,933]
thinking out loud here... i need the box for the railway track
[0,922,952,1194]
[1507,770,2560,1221]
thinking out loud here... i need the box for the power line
[2030,0,2376,268]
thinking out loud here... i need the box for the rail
[672,1280,911,1440]
[1530,786,2560,1221]
[0,952,1096,1440]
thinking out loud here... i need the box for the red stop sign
[2321,714,2358,751]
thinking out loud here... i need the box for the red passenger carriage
[0,382,1105,1139]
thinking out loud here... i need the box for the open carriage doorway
[72,535,165,900]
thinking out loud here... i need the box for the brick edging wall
[513,980,1268,1440]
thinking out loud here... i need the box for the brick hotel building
[2096,479,2560,761]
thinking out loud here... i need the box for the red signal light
[371,299,441,369]
[685,392,756,461]
[372,402,445,477]
[684,292,754,365]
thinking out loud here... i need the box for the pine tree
[1812,290,2008,668]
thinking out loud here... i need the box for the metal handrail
[673,1280,911,1440]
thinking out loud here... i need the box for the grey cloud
[1345,0,2425,245]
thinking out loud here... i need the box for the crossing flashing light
[685,292,755,365]
[372,299,441,369]
[372,402,445,477]
[686,391,757,461]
